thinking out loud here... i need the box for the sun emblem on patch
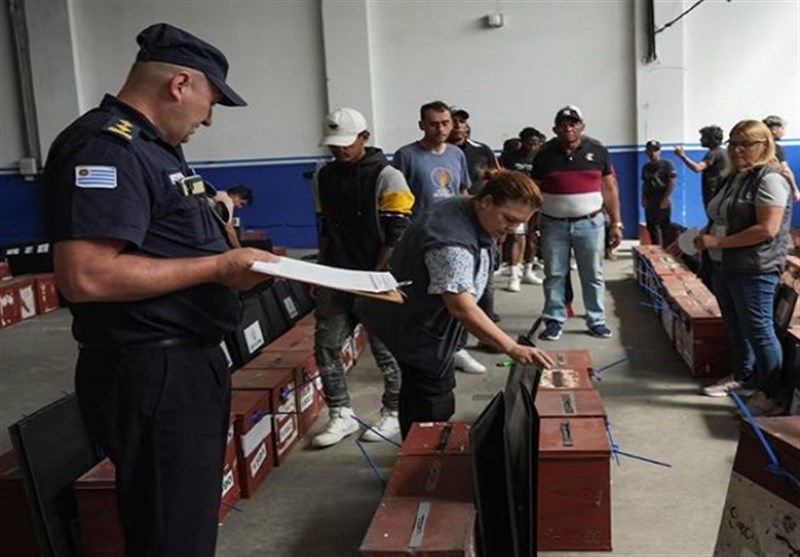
[79,169,89,177]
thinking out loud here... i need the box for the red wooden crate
[360,497,477,557]
[538,417,612,551]
[230,390,275,497]
[545,350,593,374]
[0,451,40,557]
[0,276,36,327]
[219,421,242,521]
[535,390,607,420]
[32,273,60,314]
[673,296,731,377]
[384,455,473,502]
[243,351,324,437]
[400,422,471,457]
[538,368,595,391]
[232,367,300,466]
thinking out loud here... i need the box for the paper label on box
[540,369,580,389]
[221,468,235,497]
[36,243,50,254]
[282,296,299,319]
[19,285,36,318]
[220,341,233,368]
[249,443,267,477]
[226,423,234,445]
[277,418,298,454]
[5,248,19,255]
[299,383,314,412]
[24,246,34,254]
[241,414,272,457]
[314,376,322,391]
[278,390,296,415]
[409,501,431,548]
[243,321,265,354]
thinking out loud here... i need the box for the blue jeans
[539,213,606,327]
[712,269,782,397]
[314,288,401,411]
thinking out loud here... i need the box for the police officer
[44,23,276,556]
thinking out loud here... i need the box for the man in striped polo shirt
[530,106,622,340]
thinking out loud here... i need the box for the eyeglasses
[726,139,766,149]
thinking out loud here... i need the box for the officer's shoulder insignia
[103,116,139,142]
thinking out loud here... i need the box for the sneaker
[701,375,756,398]
[521,264,543,285]
[507,265,522,292]
[532,258,544,270]
[588,324,612,338]
[493,263,511,277]
[538,320,563,341]
[361,408,400,442]
[570,260,578,271]
[740,391,784,418]
[312,407,359,448]
[454,349,487,374]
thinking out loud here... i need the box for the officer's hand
[609,226,623,248]
[508,344,555,368]
[674,146,685,156]
[216,248,279,291]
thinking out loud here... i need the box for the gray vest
[722,165,792,274]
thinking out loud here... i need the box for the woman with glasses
[693,120,793,415]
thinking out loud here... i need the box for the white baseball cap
[320,108,368,147]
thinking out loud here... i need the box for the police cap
[136,23,246,107]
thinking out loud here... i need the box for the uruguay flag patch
[75,166,117,188]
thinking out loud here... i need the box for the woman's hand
[693,234,721,250]
[508,344,555,368]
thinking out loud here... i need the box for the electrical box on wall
[19,158,38,180]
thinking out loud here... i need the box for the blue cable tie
[351,414,402,448]
[730,392,800,492]
[605,422,621,467]
[220,500,244,513]
[592,357,629,380]
[355,438,386,488]
[640,301,676,315]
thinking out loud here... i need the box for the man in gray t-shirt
[392,101,471,215]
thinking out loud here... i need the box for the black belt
[79,337,222,351]
[542,208,603,222]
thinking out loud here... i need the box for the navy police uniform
[44,23,246,557]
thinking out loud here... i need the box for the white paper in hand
[250,257,399,293]
[678,227,699,256]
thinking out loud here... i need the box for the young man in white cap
[312,107,415,447]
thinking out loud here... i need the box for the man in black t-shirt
[448,106,499,194]
[641,140,677,246]
[674,125,729,215]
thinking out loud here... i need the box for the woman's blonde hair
[727,119,779,171]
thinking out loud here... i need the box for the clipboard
[250,258,405,304]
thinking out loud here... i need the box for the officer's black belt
[541,208,603,223]
[79,337,222,351]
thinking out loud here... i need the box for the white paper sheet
[678,227,700,256]
[250,257,399,293]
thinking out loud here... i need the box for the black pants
[645,206,671,246]
[397,361,456,439]
[76,344,230,557]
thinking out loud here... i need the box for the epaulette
[102,116,140,142]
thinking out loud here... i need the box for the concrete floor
[0,243,743,557]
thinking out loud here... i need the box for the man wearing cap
[311,108,414,447]
[393,101,485,373]
[641,140,677,246]
[43,23,275,557]
[447,106,499,194]
[531,106,622,340]
[763,115,799,201]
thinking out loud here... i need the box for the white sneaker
[507,265,521,292]
[454,349,487,374]
[361,408,400,442]
[532,258,544,270]
[570,260,578,271]
[494,263,511,277]
[521,264,543,285]
[312,407,359,448]
[701,375,755,398]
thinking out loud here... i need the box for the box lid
[384,455,474,502]
[535,390,607,419]
[539,418,611,458]
[401,422,471,456]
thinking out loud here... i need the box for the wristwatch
[611,222,624,229]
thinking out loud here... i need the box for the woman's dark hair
[476,169,542,209]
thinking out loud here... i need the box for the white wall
[1,0,26,168]
[369,0,637,151]
[1,0,799,171]
[683,0,800,141]
[68,0,328,161]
